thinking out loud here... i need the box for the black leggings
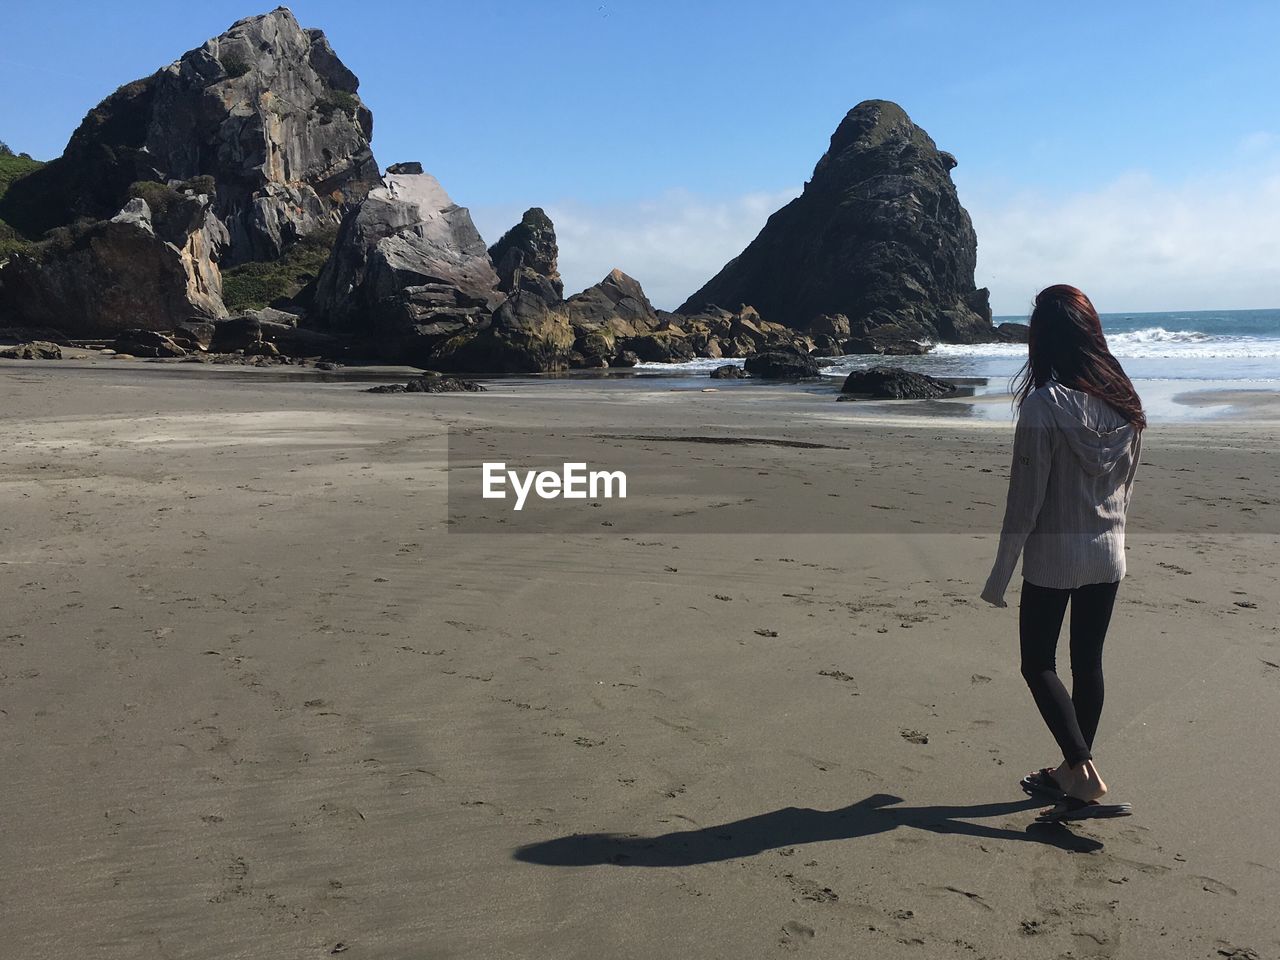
[1019,579,1120,766]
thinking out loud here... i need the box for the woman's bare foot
[1052,759,1108,801]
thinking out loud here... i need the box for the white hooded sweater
[981,381,1142,606]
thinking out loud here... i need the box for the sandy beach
[2,362,1278,960]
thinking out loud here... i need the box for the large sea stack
[0,8,378,334]
[679,100,994,344]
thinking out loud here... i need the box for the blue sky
[3,1,1279,313]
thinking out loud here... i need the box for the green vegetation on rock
[315,90,358,121]
[0,146,46,258]
[221,54,251,78]
[220,226,339,311]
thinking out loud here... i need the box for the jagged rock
[433,270,573,373]
[211,316,264,352]
[211,313,339,357]
[672,303,817,359]
[710,364,746,379]
[743,350,821,379]
[0,341,62,360]
[312,169,502,363]
[839,366,955,399]
[615,333,695,363]
[612,350,640,368]
[243,306,302,327]
[997,321,1030,343]
[173,320,216,351]
[564,269,658,338]
[679,100,995,344]
[488,208,562,297]
[386,162,423,175]
[112,328,186,358]
[807,314,852,340]
[0,197,226,335]
[365,375,486,394]
[844,320,933,356]
[0,9,378,266]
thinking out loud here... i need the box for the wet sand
[2,363,1278,959]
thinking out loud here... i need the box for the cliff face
[679,100,993,343]
[0,7,378,266]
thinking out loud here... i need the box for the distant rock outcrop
[488,208,562,298]
[0,8,378,266]
[565,269,659,337]
[312,168,503,363]
[679,100,994,344]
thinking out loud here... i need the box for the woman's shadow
[514,793,1101,867]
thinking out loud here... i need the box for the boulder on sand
[365,374,486,394]
[0,341,63,360]
[710,364,747,379]
[112,329,187,358]
[839,366,955,400]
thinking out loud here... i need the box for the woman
[981,285,1145,823]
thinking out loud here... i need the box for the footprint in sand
[778,920,815,950]
[1194,875,1237,895]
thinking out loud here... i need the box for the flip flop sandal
[1035,796,1133,822]
[1020,767,1067,800]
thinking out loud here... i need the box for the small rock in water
[742,350,820,379]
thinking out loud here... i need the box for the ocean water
[627,308,1280,420]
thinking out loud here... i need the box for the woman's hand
[980,582,1008,608]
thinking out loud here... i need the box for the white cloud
[472,147,1280,317]
[964,160,1280,315]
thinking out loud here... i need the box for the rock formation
[743,350,822,379]
[0,195,227,335]
[0,8,377,266]
[488,208,562,297]
[311,168,503,363]
[0,341,62,360]
[679,100,995,345]
[0,9,379,335]
[839,366,956,400]
[434,269,575,373]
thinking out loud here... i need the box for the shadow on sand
[514,793,1103,867]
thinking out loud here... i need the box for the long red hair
[1013,285,1146,431]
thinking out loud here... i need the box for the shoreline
[6,352,1278,424]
